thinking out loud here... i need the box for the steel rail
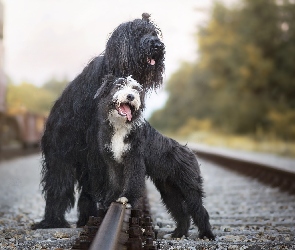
[89,202,127,250]
[191,146,295,194]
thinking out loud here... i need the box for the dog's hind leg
[192,204,215,240]
[77,184,98,227]
[143,123,214,239]
[31,163,76,229]
[153,179,191,238]
[167,160,214,240]
[185,190,215,240]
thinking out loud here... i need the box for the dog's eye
[115,83,125,89]
[114,78,126,88]
[133,86,142,92]
[151,31,158,37]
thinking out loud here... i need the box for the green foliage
[43,77,68,99]
[150,0,295,140]
[7,82,54,115]
[6,78,68,116]
[177,118,212,137]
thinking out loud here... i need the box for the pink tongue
[148,58,156,65]
[121,104,132,121]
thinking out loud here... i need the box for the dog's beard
[142,48,164,69]
[141,34,164,68]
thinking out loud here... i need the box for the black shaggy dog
[32,14,165,230]
[87,75,214,239]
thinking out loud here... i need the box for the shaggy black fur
[31,14,165,230]
[85,75,214,239]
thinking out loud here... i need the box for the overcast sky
[2,0,236,117]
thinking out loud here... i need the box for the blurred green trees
[7,77,68,115]
[150,0,295,139]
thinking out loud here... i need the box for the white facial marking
[107,76,145,163]
[112,77,142,112]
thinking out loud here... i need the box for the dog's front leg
[120,160,146,209]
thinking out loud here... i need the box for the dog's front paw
[171,228,188,239]
[116,197,128,204]
[199,230,215,240]
[31,219,70,229]
[116,197,132,208]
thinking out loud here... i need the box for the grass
[164,130,295,158]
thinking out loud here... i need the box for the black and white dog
[87,75,214,240]
[87,75,146,210]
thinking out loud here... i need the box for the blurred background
[0,0,295,157]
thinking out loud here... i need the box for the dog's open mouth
[116,103,133,121]
[147,58,156,66]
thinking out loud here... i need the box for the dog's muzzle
[141,36,165,66]
[116,102,134,121]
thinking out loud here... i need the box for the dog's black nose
[127,94,135,101]
[154,41,164,50]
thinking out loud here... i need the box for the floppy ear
[94,81,107,99]
[93,74,117,99]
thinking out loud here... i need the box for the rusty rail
[191,146,295,194]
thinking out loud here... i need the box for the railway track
[0,147,294,249]
[71,192,155,250]
[150,156,295,249]
[0,146,40,161]
[69,146,295,250]
[190,144,295,195]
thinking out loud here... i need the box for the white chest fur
[108,110,132,163]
